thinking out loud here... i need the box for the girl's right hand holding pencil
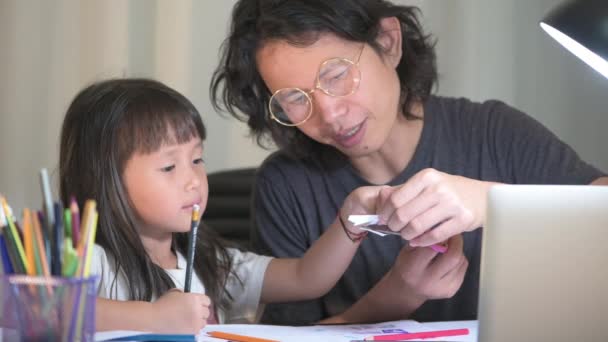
[152,289,211,334]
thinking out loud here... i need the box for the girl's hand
[376,168,495,246]
[339,185,386,232]
[152,289,211,333]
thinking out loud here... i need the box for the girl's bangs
[118,98,205,156]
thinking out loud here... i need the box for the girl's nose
[185,167,202,190]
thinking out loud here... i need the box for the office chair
[203,168,257,250]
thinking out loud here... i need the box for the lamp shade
[540,0,608,79]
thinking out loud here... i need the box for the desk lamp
[540,0,608,79]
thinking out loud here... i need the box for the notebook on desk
[478,185,608,342]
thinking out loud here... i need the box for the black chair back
[203,168,256,250]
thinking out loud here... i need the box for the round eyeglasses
[268,45,365,126]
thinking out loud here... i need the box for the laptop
[478,185,608,341]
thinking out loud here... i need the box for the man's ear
[376,17,402,68]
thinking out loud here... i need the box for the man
[211,0,607,325]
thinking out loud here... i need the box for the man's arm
[319,270,423,324]
[321,235,468,324]
[591,176,608,185]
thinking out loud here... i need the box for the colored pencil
[32,211,50,277]
[76,201,95,256]
[0,203,12,274]
[70,197,80,249]
[51,202,64,276]
[22,209,36,275]
[1,198,28,273]
[39,168,55,228]
[207,331,280,342]
[64,208,72,239]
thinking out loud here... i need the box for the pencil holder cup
[0,275,97,342]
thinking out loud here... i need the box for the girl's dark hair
[60,78,235,311]
[210,0,437,160]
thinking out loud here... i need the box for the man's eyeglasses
[268,44,365,126]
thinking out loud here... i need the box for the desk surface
[94,320,478,342]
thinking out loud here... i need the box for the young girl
[58,78,380,333]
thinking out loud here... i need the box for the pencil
[64,208,72,240]
[81,211,98,277]
[51,202,64,276]
[207,331,280,342]
[23,209,35,275]
[76,200,96,256]
[76,200,98,276]
[363,328,469,340]
[0,233,13,274]
[1,198,28,273]
[70,197,80,249]
[32,211,50,277]
[430,242,448,253]
[0,201,12,274]
[39,168,55,234]
[184,204,200,293]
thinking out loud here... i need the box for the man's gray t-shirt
[252,95,604,325]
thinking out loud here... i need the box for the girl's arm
[96,297,157,331]
[96,290,211,333]
[260,214,364,303]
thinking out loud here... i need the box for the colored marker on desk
[363,328,469,340]
[184,204,200,293]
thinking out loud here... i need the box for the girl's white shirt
[90,244,273,324]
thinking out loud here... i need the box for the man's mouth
[334,119,367,148]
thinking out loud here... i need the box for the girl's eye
[161,165,175,172]
[193,158,205,165]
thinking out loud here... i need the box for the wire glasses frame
[268,44,365,126]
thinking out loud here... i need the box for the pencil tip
[192,204,200,221]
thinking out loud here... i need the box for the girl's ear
[376,17,403,68]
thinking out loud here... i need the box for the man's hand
[389,234,468,302]
[376,168,495,246]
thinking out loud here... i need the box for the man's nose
[312,92,348,126]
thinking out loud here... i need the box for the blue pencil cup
[0,275,97,342]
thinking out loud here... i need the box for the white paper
[347,214,380,226]
[347,214,400,237]
[95,320,477,342]
[199,320,425,342]
[199,320,476,342]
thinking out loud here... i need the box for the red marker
[364,328,469,340]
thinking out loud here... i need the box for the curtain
[1,0,607,211]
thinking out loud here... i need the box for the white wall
[406,0,608,171]
[1,0,607,213]
[0,0,271,212]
